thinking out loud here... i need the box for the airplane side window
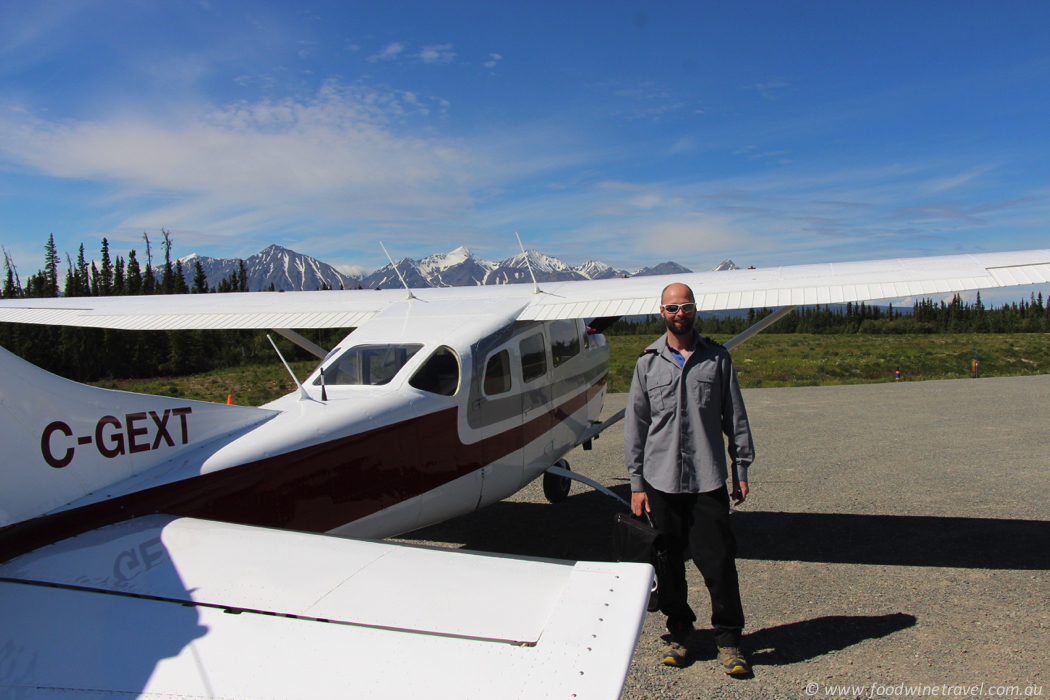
[550,319,580,368]
[409,346,461,396]
[519,334,547,383]
[484,350,512,396]
[314,344,423,386]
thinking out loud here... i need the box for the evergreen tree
[64,252,87,297]
[99,238,113,295]
[127,250,143,295]
[161,228,174,294]
[2,249,22,299]
[44,234,60,297]
[113,256,126,296]
[77,245,89,295]
[237,259,248,292]
[142,232,156,295]
[191,259,208,293]
[90,261,100,297]
[173,260,190,294]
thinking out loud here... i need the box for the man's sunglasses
[661,303,696,314]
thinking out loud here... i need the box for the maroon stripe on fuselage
[0,374,606,563]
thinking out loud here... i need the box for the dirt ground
[397,375,1050,699]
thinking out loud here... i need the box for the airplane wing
[0,515,653,699]
[0,249,1047,330]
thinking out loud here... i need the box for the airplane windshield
[315,344,424,386]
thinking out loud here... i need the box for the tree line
[2,233,1047,383]
[1,233,342,382]
[604,293,1050,336]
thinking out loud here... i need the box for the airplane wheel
[543,463,572,504]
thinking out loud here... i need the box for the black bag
[611,512,677,613]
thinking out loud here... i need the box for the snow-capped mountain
[359,257,430,290]
[180,245,360,292]
[419,247,496,287]
[632,261,694,277]
[482,250,587,285]
[360,248,603,289]
[179,245,719,291]
[712,259,739,271]
[573,260,631,280]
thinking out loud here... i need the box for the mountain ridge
[180,245,736,292]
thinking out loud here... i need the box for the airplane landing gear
[543,460,572,503]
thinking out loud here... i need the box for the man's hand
[731,480,749,505]
[631,491,650,517]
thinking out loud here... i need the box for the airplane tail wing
[0,516,653,699]
[0,345,278,528]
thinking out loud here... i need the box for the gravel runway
[396,375,1050,699]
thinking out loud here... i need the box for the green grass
[93,334,1050,406]
[92,360,318,406]
[608,333,1050,393]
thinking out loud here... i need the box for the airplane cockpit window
[483,349,512,396]
[550,319,580,368]
[314,344,423,386]
[409,346,461,396]
[519,334,547,383]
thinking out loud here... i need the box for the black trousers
[644,481,745,648]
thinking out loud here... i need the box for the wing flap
[0,516,652,699]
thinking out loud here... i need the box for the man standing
[624,282,755,675]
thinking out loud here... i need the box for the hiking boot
[717,646,750,676]
[661,641,690,667]
[661,622,694,667]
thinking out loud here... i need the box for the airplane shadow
[400,484,1050,570]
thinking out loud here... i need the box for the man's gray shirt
[624,333,755,494]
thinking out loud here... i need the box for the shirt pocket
[646,372,676,413]
[688,367,718,408]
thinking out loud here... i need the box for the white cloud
[367,42,404,62]
[0,80,480,237]
[335,263,372,278]
[484,53,502,69]
[416,44,455,64]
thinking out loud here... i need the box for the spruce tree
[127,250,142,295]
[191,259,209,293]
[173,260,190,294]
[76,245,89,296]
[142,232,156,295]
[113,256,126,295]
[99,238,113,295]
[161,228,174,294]
[2,249,22,299]
[44,234,60,297]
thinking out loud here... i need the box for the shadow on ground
[399,484,1050,570]
[673,613,917,666]
[745,613,917,666]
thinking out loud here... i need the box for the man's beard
[665,314,694,337]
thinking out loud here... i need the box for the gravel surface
[396,375,1050,699]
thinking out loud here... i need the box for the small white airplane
[0,248,1047,699]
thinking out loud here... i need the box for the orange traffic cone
[227,394,233,405]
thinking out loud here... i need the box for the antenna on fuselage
[379,242,417,300]
[515,232,541,295]
[267,334,311,402]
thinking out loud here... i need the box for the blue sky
[1,0,1048,300]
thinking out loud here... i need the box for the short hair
[660,282,695,304]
